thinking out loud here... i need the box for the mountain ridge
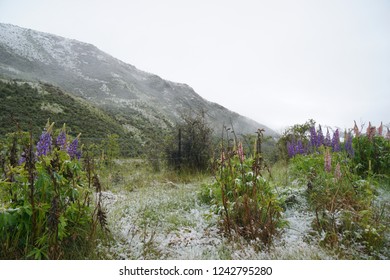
[0,22,277,137]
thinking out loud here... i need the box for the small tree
[166,110,213,172]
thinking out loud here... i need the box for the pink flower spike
[324,149,332,173]
[237,142,245,162]
[334,163,342,180]
[378,122,383,136]
[353,121,360,137]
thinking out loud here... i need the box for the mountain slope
[0,23,276,136]
[0,80,149,155]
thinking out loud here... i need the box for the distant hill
[0,23,277,139]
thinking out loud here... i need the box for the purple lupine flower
[67,134,82,159]
[310,126,317,148]
[345,132,354,157]
[36,122,55,157]
[297,140,304,155]
[287,141,295,158]
[324,149,332,172]
[324,128,331,147]
[36,130,52,156]
[56,131,67,150]
[68,137,80,159]
[317,125,324,147]
[332,129,340,152]
[75,150,82,160]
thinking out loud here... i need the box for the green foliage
[290,148,387,257]
[201,129,285,247]
[352,135,390,177]
[0,124,107,259]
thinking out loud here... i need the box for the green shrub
[353,135,390,177]
[202,129,285,247]
[0,123,107,259]
[290,148,387,256]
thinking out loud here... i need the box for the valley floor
[96,159,389,260]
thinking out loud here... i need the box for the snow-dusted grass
[96,159,388,260]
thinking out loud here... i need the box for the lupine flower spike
[287,141,294,158]
[366,122,371,136]
[56,123,67,150]
[297,139,304,154]
[378,122,383,136]
[353,120,360,137]
[317,125,324,147]
[366,122,376,140]
[325,128,331,147]
[324,148,332,172]
[334,163,342,180]
[237,142,245,162]
[332,129,340,152]
[36,122,55,157]
[68,133,82,159]
[310,126,317,149]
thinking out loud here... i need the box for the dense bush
[352,133,390,177]
[288,121,389,257]
[290,151,386,254]
[0,123,107,259]
[276,119,315,161]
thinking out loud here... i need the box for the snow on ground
[98,179,335,260]
[264,189,335,259]
[374,186,390,258]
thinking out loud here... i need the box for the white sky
[1,0,389,132]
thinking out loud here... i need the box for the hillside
[0,23,277,137]
[0,80,150,155]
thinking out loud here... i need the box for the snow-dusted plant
[203,128,285,247]
[0,123,105,259]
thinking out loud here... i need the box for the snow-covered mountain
[0,23,276,136]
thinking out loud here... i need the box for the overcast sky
[1,0,389,132]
